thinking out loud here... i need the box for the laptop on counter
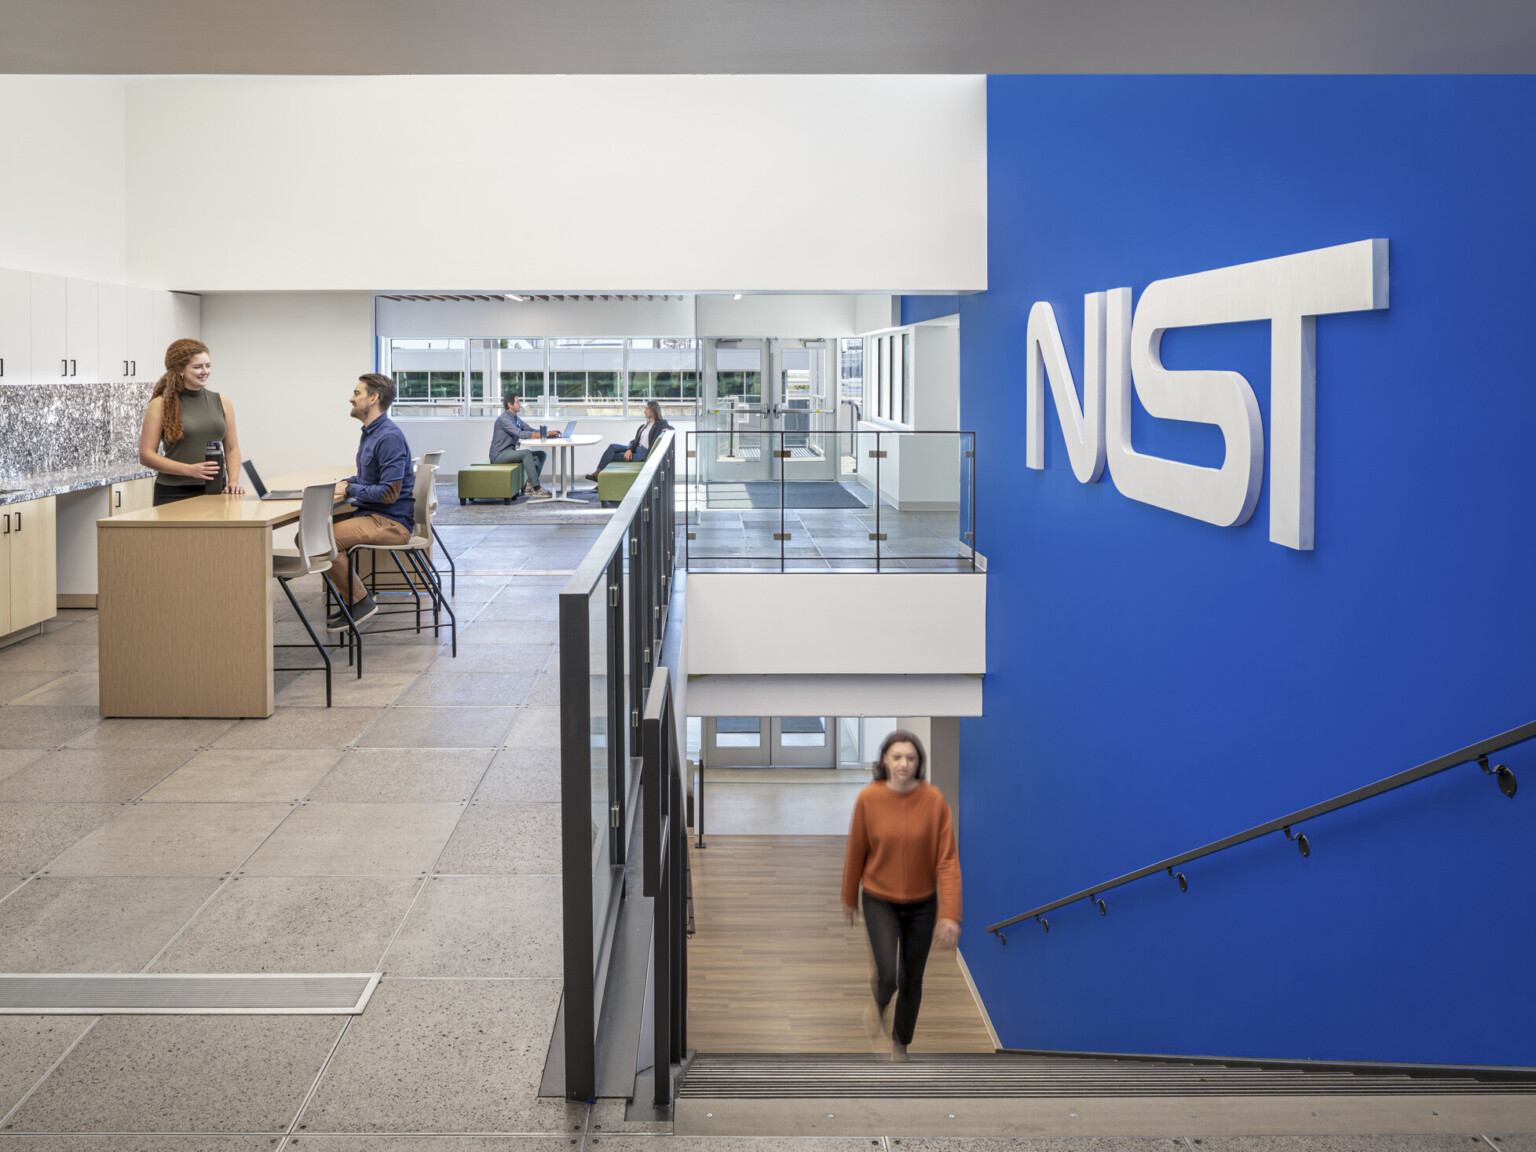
[243,461,304,501]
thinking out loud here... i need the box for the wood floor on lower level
[686,834,996,1054]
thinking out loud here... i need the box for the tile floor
[0,521,1522,1150]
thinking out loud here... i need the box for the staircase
[674,1052,1536,1138]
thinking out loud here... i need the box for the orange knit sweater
[841,780,962,923]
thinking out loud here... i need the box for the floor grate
[0,973,381,1014]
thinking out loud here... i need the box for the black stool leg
[321,571,364,679]
[277,575,332,707]
[432,525,456,596]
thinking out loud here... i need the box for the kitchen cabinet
[109,477,154,516]
[30,273,67,382]
[0,496,57,636]
[0,268,29,383]
[98,282,129,382]
[65,278,98,383]
[127,287,157,383]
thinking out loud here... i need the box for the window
[386,339,466,406]
[867,330,913,427]
[839,337,864,406]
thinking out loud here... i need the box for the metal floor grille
[0,973,381,1014]
[679,1054,1536,1099]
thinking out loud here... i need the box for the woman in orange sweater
[841,729,962,1061]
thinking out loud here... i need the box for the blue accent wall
[901,295,962,326]
[958,76,1536,1066]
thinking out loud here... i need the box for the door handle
[12,511,18,532]
[123,360,129,376]
[115,489,121,508]
[62,359,68,376]
[2,513,9,534]
[131,360,136,375]
[70,359,76,376]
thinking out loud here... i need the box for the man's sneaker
[531,486,553,498]
[327,593,377,631]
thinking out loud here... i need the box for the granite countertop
[0,464,156,507]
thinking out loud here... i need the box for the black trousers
[862,891,937,1046]
[152,482,205,507]
[594,442,648,473]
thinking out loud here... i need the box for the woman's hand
[223,480,246,495]
[934,918,960,948]
[842,902,859,927]
[186,459,220,480]
[624,450,633,462]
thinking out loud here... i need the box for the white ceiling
[3,0,1535,74]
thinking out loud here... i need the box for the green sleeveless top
[159,386,227,488]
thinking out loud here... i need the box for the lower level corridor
[687,835,995,1055]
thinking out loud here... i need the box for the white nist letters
[1025,239,1389,550]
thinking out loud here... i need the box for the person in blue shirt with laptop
[327,373,416,629]
[488,392,556,498]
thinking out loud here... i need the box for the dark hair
[504,392,520,409]
[358,373,396,412]
[644,400,663,422]
[872,728,927,781]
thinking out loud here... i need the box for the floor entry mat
[0,973,381,1014]
[704,482,869,510]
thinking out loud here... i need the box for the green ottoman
[597,461,645,505]
[457,463,525,504]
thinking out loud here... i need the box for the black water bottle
[204,441,226,494]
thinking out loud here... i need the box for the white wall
[376,295,695,338]
[200,292,374,479]
[686,572,985,676]
[0,77,127,283]
[696,294,890,338]
[126,75,987,293]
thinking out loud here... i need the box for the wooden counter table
[97,466,351,718]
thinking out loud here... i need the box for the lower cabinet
[110,477,154,516]
[56,479,155,607]
[1,496,57,636]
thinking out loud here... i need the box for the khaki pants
[331,513,411,605]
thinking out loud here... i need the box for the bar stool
[419,449,456,595]
[274,482,362,707]
[348,462,457,656]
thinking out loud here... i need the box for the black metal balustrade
[642,673,689,1105]
[558,430,677,1101]
[987,721,1529,942]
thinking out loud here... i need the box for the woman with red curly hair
[138,338,245,506]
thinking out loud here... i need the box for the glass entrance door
[701,340,770,481]
[772,340,838,482]
[704,716,838,768]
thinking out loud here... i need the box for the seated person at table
[489,392,554,498]
[586,401,670,481]
[326,373,416,629]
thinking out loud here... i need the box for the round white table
[519,434,602,503]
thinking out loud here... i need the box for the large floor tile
[522,672,559,706]
[0,876,218,972]
[0,1138,275,1151]
[66,717,237,750]
[0,707,101,749]
[0,805,121,874]
[396,672,536,708]
[0,1017,96,1120]
[0,875,20,897]
[504,707,560,749]
[384,874,561,977]
[268,1140,582,1152]
[7,674,99,708]
[590,1141,881,1151]
[0,749,45,781]
[308,748,495,803]
[474,748,561,804]
[300,978,580,1134]
[1197,1141,1492,1151]
[242,802,463,875]
[276,671,419,708]
[0,672,59,703]
[5,1014,345,1133]
[429,644,556,674]
[459,620,560,645]
[0,748,189,803]
[153,875,420,972]
[357,707,517,749]
[473,597,561,622]
[212,707,385,750]
[0,644,98,674]
[45,803,291,876]
[144,749,342,803]
[435,804,561,875]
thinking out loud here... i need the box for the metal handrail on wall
[559,430,677,1101]
[684,428,977,572]
[986,720,1529,942]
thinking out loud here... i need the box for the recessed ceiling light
[504,293,525,302]
[733,293,742,300]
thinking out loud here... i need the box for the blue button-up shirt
[488,409,538,461]
[345,414,415,531]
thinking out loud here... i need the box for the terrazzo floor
[0,522,1522,1150]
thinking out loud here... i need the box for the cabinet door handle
[70,359,76,376]
[115,489,122,508]
[123,360,129,376]
[14,511,19,532]
[2,513,9,534]
[131,360,136,375]
[0,357,4,376]
[61,359,68,376]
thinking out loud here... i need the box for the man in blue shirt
[488,393,554,498]
[327,373,416,628]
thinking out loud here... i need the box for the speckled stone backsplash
[0,382,153,481]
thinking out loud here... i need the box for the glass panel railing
[684,429,978,572]
[588,569,617,969]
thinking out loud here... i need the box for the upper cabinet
[0,268,28,383]
[1,269,198,385]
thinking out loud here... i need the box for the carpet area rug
[703,481,870,510]
[433,481,615,525]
